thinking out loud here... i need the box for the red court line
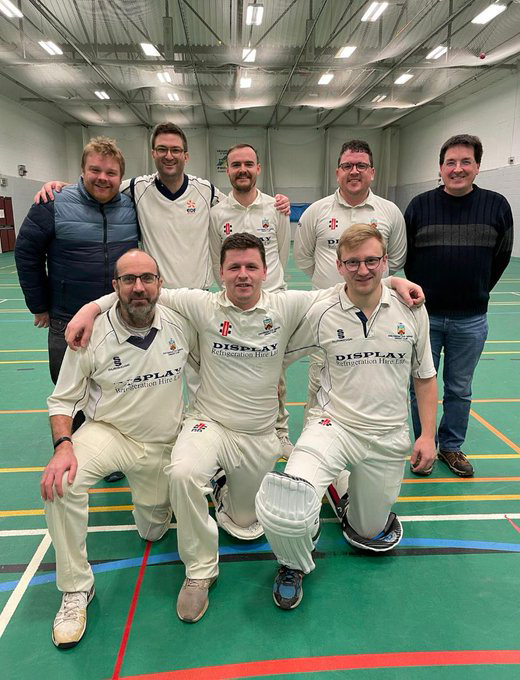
[120,649,520,679]
[505,515,520,534]
[112,541,152,680]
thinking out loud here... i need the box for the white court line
[0,523,178,538]
[0,532,51,639]
[0,300,6,304]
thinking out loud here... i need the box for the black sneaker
[104,471,125,483]
[438,450,474,477]
[273,566,303,610]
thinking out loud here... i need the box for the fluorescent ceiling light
[472,4,506,24]
[318,73,334,85]
[0,0,23,18]
[95,90,110,100]
[371,94,387,103]
[157,71,171,83]
[426,45,447,60]
[394,73,413,85]
[240,77,252,88]
[246,4,264,25]
[361,2,388,22]
[38,41,63,56]
[140,42,161,57]
[335,46,357,59]
[168,92,180,101]
[242,48,257,63]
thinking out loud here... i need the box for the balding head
[113,249,162,327]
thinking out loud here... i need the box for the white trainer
[52,585,95,649]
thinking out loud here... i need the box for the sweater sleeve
[489,196,513,290]
[14,202,55,314]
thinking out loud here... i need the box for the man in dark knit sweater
[404,134,513,477]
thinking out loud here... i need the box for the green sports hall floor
[1,249,519,680]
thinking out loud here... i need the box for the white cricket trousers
[166,418,281,579]
[45,421,173,593]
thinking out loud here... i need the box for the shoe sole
[438,456,474,477]
[52,586,95,649]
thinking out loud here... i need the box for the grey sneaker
[176,577,217,623]
[438,449,474,477]
[52,585,95,648]
[273,566,304,610]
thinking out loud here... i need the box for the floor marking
[485,340,520,343]
[481,350,520,354]
[0,409,48,414]
[0,360,48,364]
[112,541,151,680]
[402,476,520,483]
[0,532,51,639]
[470,408,520,454]
[0,349,47,353]
[398,495,520,502]
[505,515,520,534]
[0,466,45,473]
[117,649,520,678]
[0,505,134,517]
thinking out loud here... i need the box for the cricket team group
[15,122,513,648]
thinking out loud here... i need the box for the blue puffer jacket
[15,179,138,320]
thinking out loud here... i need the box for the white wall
[396,70,520,256]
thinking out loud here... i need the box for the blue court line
[1,538,519,594]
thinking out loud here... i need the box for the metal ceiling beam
[181,0,225,45]
[319,0,478,128]
[177,0,209,127]
[267,0,330,127]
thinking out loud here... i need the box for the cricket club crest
[220,320,232,336]
[186,199,196,214]
[263,317,273,332]
[191,422,207,432]
[369,219,378,229]
[397,323,406,335]
[261,218,270,230]
[329,218,338,230]
[224,222,232,236]
[168,338,176,350]
[319,418,332,426]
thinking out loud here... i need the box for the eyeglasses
[116,273,160,285]
[341,256,384,272]
[153,146,185,156]
[338,162,371,172]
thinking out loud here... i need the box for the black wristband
[53,436,73,449]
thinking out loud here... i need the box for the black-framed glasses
[338,162,371,172]
[153,146,185,156]
[116,273,160,285]
[341,256,385,272]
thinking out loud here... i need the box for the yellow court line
[0,310,30,313]
[0,505,133,518]
[402,476,520,483]
[485,340,520,343]
[481,351,520,354]
[0,360,48,364]
[0,349,47,353]
[0,467,45,473]
[470,408,520,455]
[0,409,48,414]
[397,495,520,502]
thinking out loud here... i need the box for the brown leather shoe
[438,449,474,477]
[176,577,217,623]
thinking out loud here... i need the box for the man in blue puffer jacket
[15,136,138,384]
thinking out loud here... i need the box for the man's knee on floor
[134,505,171,541]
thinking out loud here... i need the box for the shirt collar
[227,188,261,208]
[217,289,268,312]
[335,187,375,209]
[108,299,163,344]
[338,281,390,311]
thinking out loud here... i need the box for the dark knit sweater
[404,185,513,316]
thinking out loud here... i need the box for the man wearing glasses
[41,249,197,648]
[256,224,437,610]
[294,140,407,421]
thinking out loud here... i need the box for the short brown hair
[220,232,266,268]
[81,136,125,177]
[226,144,259,163]
[439,134,482,165]
[150,122,188,151]
[338,139,373,167]
[336,223,386,259]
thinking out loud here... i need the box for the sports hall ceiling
[0,0,519,129]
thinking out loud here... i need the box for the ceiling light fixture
[335,46,357,59]
[394,73,413,85]
[361,2,388,22]
[38,40,63,56]
[168,92,180,101]
[242,48,257,63]
[94,90,110,100]
[140,43,161,57]
[371,94,387,103]
[472,4,506,25]
[246,4,264,26]
[0,0,23,18]
[240,77,252,88]
[426,45,447,60]
[157,71,171,83]
[318,73,334,85]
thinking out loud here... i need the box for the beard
[119,295,156,327]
